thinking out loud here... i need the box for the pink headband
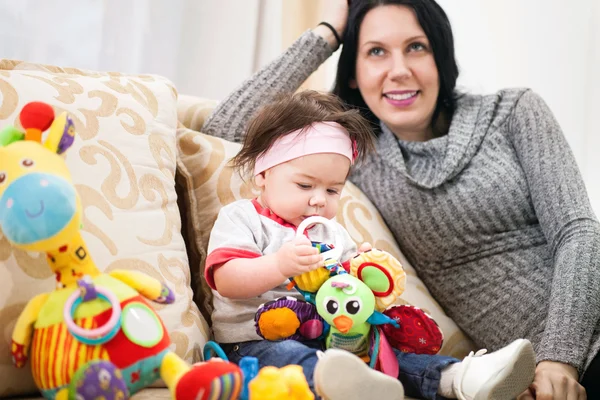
[254,122,356,176]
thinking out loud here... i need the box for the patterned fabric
[329,333,368,358]
[198,30,600,374]
[11,388,173,400]
[66,361,128,400]
[30,319,110,390]
[255,296,323,341]
[0,59,209,397]
[350,248,406,312]
[383,305,444,355]
[175,113,477,360]
[11,341,26,369]
[174,360,243,400]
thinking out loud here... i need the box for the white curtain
[0,0,282,100]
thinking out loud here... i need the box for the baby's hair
[231,90,375,177]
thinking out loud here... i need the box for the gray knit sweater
[201,31,600,374]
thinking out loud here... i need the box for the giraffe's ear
[43,112,76,155]
[0,125,25,147]
[16,101,76,154]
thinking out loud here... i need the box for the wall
[437,0,599,214]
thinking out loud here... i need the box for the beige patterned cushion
[175,105,477,360]
[15,388,171,400]
[177,95,218,133]
[0,60,209,397]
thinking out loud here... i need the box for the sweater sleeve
[201,30,334,144]
[508,90,600,373]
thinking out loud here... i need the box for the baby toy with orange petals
[0,102,242,400]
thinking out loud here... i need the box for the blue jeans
[222,340,459,400]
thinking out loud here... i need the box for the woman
[202,1,600,399]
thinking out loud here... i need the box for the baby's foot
[313,349,404,400]
[453,338,536,400]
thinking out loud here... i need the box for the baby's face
[255,153,350,227]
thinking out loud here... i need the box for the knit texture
[201,31,600,374]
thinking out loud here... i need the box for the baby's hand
[276,236,324,277]
[358,242,372,253]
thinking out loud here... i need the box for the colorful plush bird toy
[0,102,243,400]
[255,216,444,376]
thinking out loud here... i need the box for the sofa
[0,59,476,399]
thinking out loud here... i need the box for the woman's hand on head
[276,236,324,277]
[517,361,587,400]
[313,0,349,49]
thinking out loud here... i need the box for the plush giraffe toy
[0,102,242,400]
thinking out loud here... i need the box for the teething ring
[203,341,229,362]
[63,287,122,345]
[296,216,344,261]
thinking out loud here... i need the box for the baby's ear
[43,112,76,155]
[254,171,267,189]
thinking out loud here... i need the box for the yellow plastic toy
[0,102,242,400]
[248,365,314,400]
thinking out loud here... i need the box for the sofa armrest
[177,94,218,132]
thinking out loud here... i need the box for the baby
[205,91,536,400]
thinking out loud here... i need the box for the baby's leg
[224,339,322,394]
[394,349,458,399]
[397,338,536,400]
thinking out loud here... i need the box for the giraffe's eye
[21,159,34,168]
[0,172,6,184]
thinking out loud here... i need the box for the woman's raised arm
[202,1,349,143]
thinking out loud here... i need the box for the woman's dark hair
[333,0,459,135]
[232,90,375,177]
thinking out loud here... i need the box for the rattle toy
[204,342,314,400]
[255,216,444,376]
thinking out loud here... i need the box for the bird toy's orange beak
[333,315,353,333]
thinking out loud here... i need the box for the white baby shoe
[453,338,536,400]
[313,349,405,400]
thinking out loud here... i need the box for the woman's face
[354,5,439,141]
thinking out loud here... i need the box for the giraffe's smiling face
[0,140,82,252]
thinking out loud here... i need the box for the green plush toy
[315,273,376,360]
